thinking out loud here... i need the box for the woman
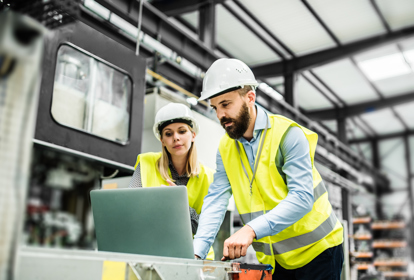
[129,102,215,260]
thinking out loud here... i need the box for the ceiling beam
[93,0,220,71]
[150,0,225,17]
[233,0,294,58]
[199,1,216,49]
[301,0,341,46]
[349,130,414,144]
[222,2,285,59]
[305,91,414,120]
[251,25,414,78]
[81,1,389,189]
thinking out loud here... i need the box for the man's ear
[246,90,256,106]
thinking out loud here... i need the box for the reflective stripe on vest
[240,180,328,224]
[252,242,272,256]
[273,210,337,255]
[250,210,337,256]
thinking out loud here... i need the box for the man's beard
[220,102,251,139]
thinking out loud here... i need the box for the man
[193,58,344,280]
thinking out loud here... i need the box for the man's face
[210,90,251,139]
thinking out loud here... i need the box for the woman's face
[161,123,195,158]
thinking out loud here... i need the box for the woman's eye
[179,130,187,134]
[222,103,228,107]
[165,132,172,137]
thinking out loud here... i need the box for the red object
[230,263,272,280]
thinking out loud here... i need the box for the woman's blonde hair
[157,124,200,182]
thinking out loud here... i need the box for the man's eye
[222,103,228,107]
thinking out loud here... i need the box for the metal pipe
[146,68,209,107]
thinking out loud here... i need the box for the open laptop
[90,186,194,259]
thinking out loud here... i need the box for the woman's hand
[161,179,177,187]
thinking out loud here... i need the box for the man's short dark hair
[237,85,254,97]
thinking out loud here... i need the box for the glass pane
[52,44,131,144]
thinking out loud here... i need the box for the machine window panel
[52,44,132,144]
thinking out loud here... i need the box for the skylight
[358,52,412,81]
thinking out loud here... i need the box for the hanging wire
[135,0,144,56]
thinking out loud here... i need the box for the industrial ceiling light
[358,53,411,81]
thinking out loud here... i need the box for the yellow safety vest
[134,152,215,260]
[218,115,343,270]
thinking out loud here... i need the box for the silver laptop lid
[90,186,194,259]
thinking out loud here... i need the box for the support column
[199,2,216,49]
[337,116,347,145]
[341,188,351,224]
[372,139,383,220]
[403,136,414,261]
[284,72,295,107]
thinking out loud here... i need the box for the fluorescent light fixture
[186,97,198,105]
[110,14,138,38]
[358,53,411,81]
[84,0,110,20]
[258,83,284,101]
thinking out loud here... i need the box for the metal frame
[234,0,294,58]
[16,247,232,280]
[251,25,414,78]
[301,72,340,108]
[35,20,146,166]
[306,91,414,120]
[350,130,414,144]
[150,0,216,17]
[222,2,285,59]
[350,57,410,130]
[199,1,216,49]
[93,0,219,70]
[301,0,341,46]
[77,0,391,189]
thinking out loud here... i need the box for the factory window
[51,44,132,144]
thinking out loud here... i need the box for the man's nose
[216,109,226,120]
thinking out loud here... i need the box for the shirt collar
[238,105,271,142]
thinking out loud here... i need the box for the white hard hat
[199,58,259,101]
[153,103,200,140]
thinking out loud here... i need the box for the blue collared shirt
[193,105,314,259]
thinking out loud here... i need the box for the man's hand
[222,225,256,261]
